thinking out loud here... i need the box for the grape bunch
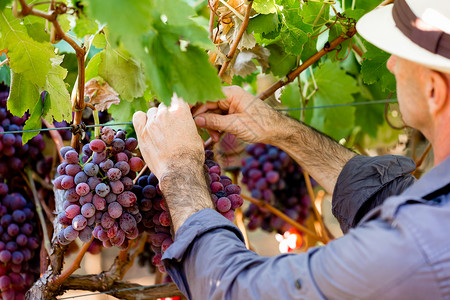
[54,126,145,249]
[0,184,40,300]
[136,149,243,273]
[241,144,311,234]
[0,87,47,181]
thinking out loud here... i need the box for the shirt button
[295,279,302,290]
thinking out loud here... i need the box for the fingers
[132,111,147,135]
[147,107,157,121]
[194,113,233,132]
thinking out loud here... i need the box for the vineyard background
[0,0,434,299]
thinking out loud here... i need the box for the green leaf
[300,2,329,27]
[0,1,12,11]
[98,47,147,101]
[73,15,99,38]
[22,94,43,143]
[86,0,154,45]
[108,96,150,123]
[43,59,72,123]
[0,10,55,88]
[280,78,302,120]
[266,44,297,77]
[92,33,106,49]
[361,42,396,91]
[253,0,277,14]
[280,26,307,56]
[247,13,279,35]
[307,61,359,140]
[23,19,50,43]
[85,51,102,81]
[7,71,39,118]
[354,94,385,138]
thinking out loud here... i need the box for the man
[133,0,450,298]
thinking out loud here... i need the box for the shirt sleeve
[332,155,416,233]
[162,208,431,300]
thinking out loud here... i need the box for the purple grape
[125,138,137,151]
[82,143,93,156]
[229,194,243,209]
[7,224,19,237]
[92,151,107,164]
[64,188,80,202]
[95,183,110,197]
[76,183,90,196]
[81,203,96,218]
[211,182,224,193]
[87,177,101,190]
[100,159,114,172]
[83,162,99,177]
[80,193,93,205]
[221,210,235,221]
[117,191,137,207]
[114,161,130,176]
[72,215,87,231]
[60,146,75,158]
[15,234,27,247]
[65,164,82,176]
[107,168,122,182]
[93,195,106,211]
[216,197,231,212]
[79,226,93,243]
[61,175,75,190]
[142,185,156,198]
[74,171,88,184]
[108,202,123,219]
[63,225,79,241]
[119,213,137,234]
[11,210,25,223]
[110,229,126,246]
[11,251,23,264]
[111,139,125,153]
[116,152,128,162]
[129,157,144,172]
[225,184,241,195]
[105,193,117,203]
[266,171,280,184]
[159,211,170,226]
[65,205,81,219]
[64,150,79,164]
[90,139,106,153]
[121,177,133,190]
[57,212,72,226]
[101,213,115,229]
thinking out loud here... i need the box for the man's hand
[133,95,204,180]
[133,95,213,233]
[193,86,283,144]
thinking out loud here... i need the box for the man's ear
[427,71,449,117]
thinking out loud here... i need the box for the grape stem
[16,0,87,151]
[93,109,101,138]
[42,119,64,162]
[241,194,328,244]
[258,25,357,100]
[303,171,331,243]
[119,232,148,280]
[80,153,94,168]
[25,169,52,256]
[132,164,148,185]
[230,171,251,250]
[217,0,253,78]
[52,236,94,286]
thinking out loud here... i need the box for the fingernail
[194,116,206,127]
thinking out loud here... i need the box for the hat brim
[356,5,450,74]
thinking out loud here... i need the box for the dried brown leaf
[84,78,120,112]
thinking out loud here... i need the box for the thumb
[132,111,147,135]
[195,113,237,132]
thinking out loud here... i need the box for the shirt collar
[402,155,450,198]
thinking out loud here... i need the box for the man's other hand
[133,95,205,180]
[193,86,282,144]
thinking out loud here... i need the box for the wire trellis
[1,99,398,135]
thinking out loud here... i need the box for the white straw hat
[356,0,450,73]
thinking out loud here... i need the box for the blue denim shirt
[162,155,450,299]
